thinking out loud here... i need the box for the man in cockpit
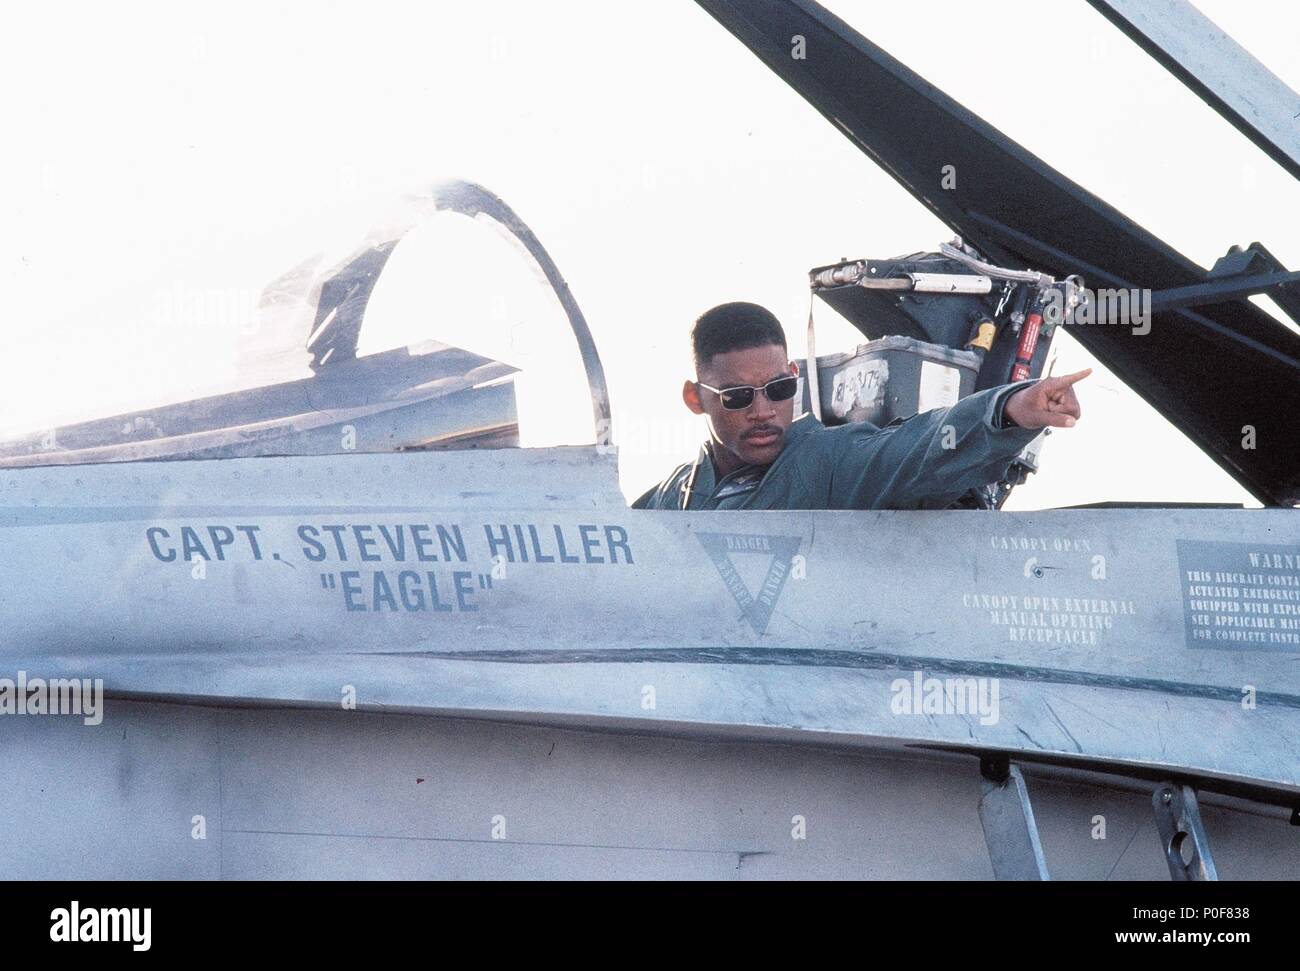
[633,301,1088,511]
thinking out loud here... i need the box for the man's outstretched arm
[824,370,1091,510]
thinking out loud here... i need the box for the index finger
[1051,368,1092,388]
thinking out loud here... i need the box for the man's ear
[789,360,800,377]
[682,379,706,415]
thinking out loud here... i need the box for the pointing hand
[1004,369,1090,429]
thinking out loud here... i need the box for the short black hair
[691,302,787,374]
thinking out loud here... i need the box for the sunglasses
[697,374,799,411]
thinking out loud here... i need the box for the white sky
[2,0,1297,508]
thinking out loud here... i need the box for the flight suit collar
[681,440,769,509]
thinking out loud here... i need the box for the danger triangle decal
[694,532,802,635]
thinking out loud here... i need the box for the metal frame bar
[978,758,1051,881]
[1152,783,1219,881]
[1148,270,1300,313]
[1087,0,1300,182]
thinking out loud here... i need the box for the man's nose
[749,393,777,419]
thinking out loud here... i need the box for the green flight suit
[632,382,1041,511]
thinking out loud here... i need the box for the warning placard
[1176,540,1300,651]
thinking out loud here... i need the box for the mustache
[743,425,783,440]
